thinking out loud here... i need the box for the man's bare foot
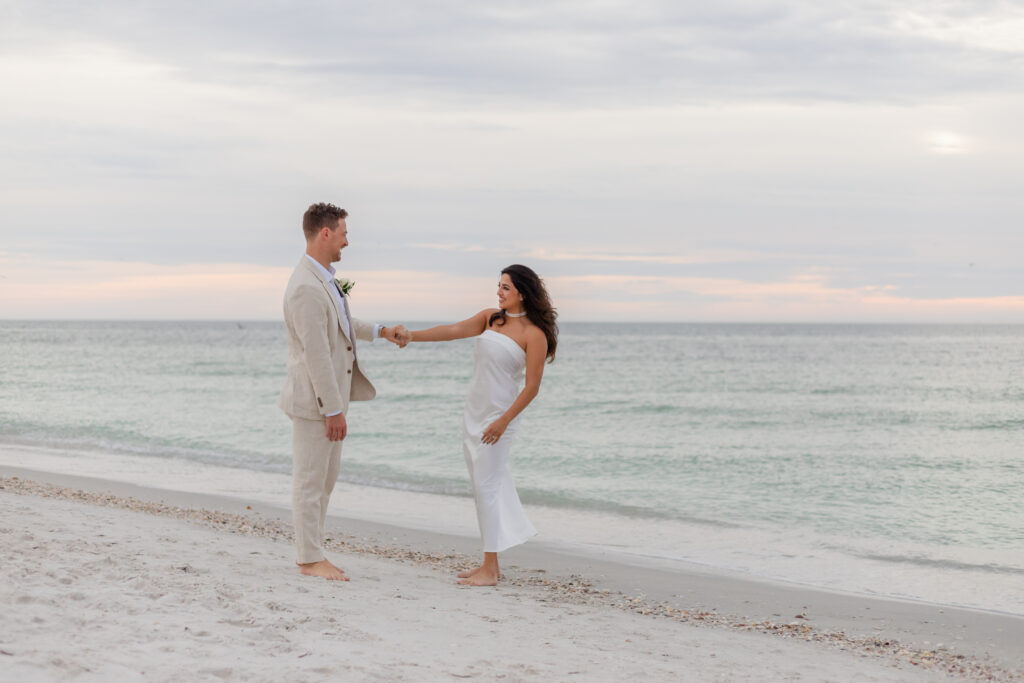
[297,559,350,581]
[457,570,498,586]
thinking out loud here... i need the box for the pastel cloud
[0,255,292,320]
[2,254,1019,323]
[0,253,490,321]
[549,273,1024,322]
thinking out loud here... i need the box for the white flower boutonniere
[334,278,355,296]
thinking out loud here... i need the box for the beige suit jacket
[278,256,377,420]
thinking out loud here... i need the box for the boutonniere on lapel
[334,278,355,296]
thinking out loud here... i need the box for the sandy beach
[2,466,1021,682]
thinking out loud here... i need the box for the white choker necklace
[505,311,527,318]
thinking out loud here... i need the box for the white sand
[0,486,970,682]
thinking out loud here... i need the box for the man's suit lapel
[342,295,357,355]
[324,279,352,343]
[341,295,353,332]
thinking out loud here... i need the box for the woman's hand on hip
[481,419,508,445]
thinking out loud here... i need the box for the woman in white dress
[405,265,558,586]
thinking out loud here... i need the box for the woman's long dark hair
[489,264,558,362]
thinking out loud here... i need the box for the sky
[1,0,1022,322]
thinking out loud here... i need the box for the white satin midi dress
[462,330,537,552]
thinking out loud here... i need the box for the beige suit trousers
[291,416,342,564]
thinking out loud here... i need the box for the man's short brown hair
[302,202,348,240]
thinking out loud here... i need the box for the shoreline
[2,465,1022,680]
[3,440,1020,620]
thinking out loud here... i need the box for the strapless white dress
[462,330,537,552]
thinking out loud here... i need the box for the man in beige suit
[279,202,406,581]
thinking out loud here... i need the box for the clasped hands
[382,324,411,348]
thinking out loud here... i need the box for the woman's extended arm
[481,328,548,445]
[408,310,494,343]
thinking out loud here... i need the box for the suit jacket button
[347,346,352,351]
[347,369,352,374]
[317,397,323,407]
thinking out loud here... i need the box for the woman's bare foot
[298,559,350,581]
[457,566,505,579]
[459,551,499,585]
[457,569,499,586]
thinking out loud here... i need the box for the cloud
[4,1,1024,106]
[550,272,1024,322]
[2,253,1020,323]
[411,242,771,265]
[0,254,292,320]
[0,251,496,321]
[894,6,1024,54]
[1,1,1022,321]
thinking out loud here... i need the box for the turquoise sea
[1,321,1022,613]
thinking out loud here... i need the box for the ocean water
[1,320,1022,613]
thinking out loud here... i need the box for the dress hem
[483,530,537,553]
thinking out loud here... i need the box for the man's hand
[393,324,410,345]
[325,412,347,441]
[383,324,410,348]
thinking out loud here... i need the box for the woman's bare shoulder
[524,324,547,345]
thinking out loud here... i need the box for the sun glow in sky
[927,131,967,155]
[1,1,1022,322]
